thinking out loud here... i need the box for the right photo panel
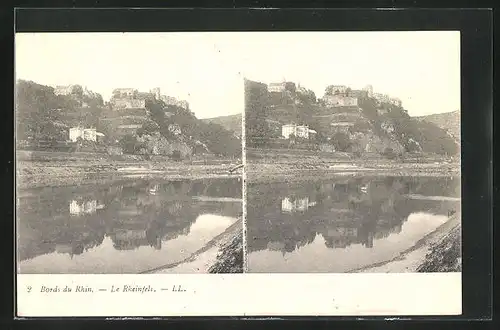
[244,31,461,274]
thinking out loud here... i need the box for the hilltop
[201,113,242,137]
[415,110,460,141]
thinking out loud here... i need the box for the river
[17,177,242,274]
[246,176,461,273]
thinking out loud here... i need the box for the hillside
[415,110,460,140]
[16,80,241,159]
[201,114,242,137]
[245,79,459,157]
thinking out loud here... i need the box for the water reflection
[17,178,242,274]
[281,197,317,213]
[247,176,460,272]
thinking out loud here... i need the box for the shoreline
[17,157,459,189]
[351,213,461,273]
[17,161,241,190]
[143,219,243,274]
[246,161,460,183]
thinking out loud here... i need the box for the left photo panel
[15,32,244,274]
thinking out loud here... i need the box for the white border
[17,273,461,317]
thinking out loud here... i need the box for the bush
[331,132,351,152]
[382,147,397,160]
[120,134,139,154]
[171,150,182,161]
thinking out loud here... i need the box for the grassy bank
[352,214,461,273]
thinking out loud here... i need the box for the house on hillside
[323,94,359,107]
[281,124,317,139]
[69,127,98,142]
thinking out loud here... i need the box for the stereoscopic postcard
[15,31,461,317]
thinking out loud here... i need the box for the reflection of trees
[247,176,460,254]
[18,178,242,260]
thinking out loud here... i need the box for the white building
[69,127,97,142]
[282,124,315,139]
[323,95,358,107]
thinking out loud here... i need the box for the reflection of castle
[18,178,242,261]
[281,197,317,213]
[247,176,461,255]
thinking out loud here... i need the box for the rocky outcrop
[349,131,405,154]
[136,132,192,157]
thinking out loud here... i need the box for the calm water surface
[17,177,242,274]
[247,176,460,273]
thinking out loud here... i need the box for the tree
[137,120,160,137]
[314,131,328,144]
[245,79,272,147]
[71,85,84,98]
[171,150,182,161]
[16,80,63,141]
[331,132,351,152]
[325,85,336,96]
[382,147,397,159]
[120,134,140,154]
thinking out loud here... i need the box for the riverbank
[208,229,243,273]
[16,150,241,189]
[351,213,461,273]
[246,160,460,184]
[143,219,243,274]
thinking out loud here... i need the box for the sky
[15,31,460,118]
